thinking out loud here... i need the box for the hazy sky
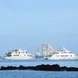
[0,0,78,56]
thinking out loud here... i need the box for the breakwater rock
[0,64,78,71]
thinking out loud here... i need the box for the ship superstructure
[3,49,35,60]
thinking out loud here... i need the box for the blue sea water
[0,70,78,78]
[0,59,78,78]
[0,59,78,67]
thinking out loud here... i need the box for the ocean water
[0,59,78,67]
[0,70,78,78]
[0,60,78,78]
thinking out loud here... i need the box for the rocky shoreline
[0,64,78,71]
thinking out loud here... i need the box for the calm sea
[0,59,78,67]
[0,59,78,78]
[0,70,78,78]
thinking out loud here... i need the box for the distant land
[0,64,78,71]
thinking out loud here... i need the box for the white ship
[47,49,78,60]
[42,43,78,60]
[3,49,35,60]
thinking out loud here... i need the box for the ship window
[63,55,64,57]
[61,55,65,57]
[7,55,11,57]
[57,55,59,57]
[70,55,72,57]
[13,55,19,56]
[61,55,62,57]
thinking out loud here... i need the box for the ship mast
[36,47,40,56]
[42,43,55,56]
[42,43,48,56]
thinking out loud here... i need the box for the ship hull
[46,57,78,60]
[3,56,35,60]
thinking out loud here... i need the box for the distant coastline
[0,64,78,71]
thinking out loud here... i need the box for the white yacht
[3,49,35,60]
[42,43,78,60]
[46,48,78,60]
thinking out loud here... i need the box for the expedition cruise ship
[46,49,78,60]
[42,43,78,60]
[3,49,35,60]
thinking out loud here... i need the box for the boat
[3,49,35,60]
[42,43,78,60]
[46,48,78,60]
